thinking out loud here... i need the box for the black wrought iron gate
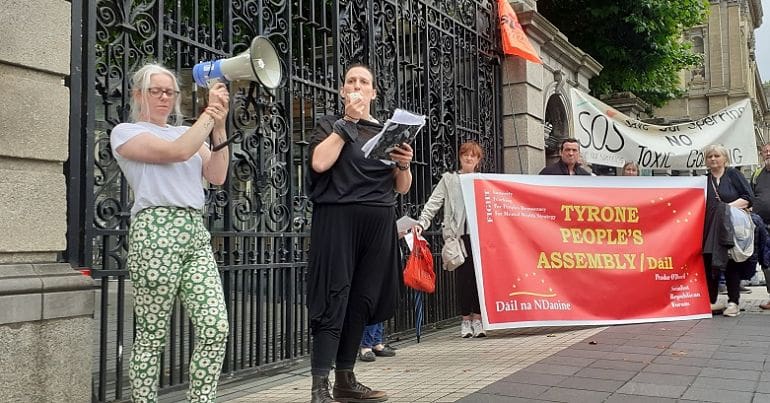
[67,0,501,401]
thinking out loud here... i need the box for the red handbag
[403,237,436,293]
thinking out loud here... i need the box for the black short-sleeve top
[307,115,396,206]
[706,167,753,207]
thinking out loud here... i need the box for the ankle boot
[311,375,341,403]
[332,369,388,402]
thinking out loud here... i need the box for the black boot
[333,369,388,402]
[311,375,341,403]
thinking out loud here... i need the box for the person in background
[539,138,591,175]
[415,141,486,339]
[701,144,753,317]
[749,144,770,309]
[306,63,413,403]
[111,63,231,403]
[750,143,770,225]
[621,161,640,176]
[358,322,396,362]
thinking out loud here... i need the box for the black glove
[333,118,359,143]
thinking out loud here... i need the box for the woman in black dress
[702,144,753,317]
[306,64,413,403]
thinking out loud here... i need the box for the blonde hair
[702,144,730,165]
[621,161,640,176]
[129,64,183,125]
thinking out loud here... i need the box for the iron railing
[67,0,502,401]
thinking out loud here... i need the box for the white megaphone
[193,36,282,88]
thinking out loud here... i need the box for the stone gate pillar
[500,0,602,174]
[0,1,94,401]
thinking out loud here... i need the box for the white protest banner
[570,89,757,169]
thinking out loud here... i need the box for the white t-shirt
[111,122,205,218]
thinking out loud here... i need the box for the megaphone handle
[211,135,235,152]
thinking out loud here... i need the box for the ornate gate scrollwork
[69,0,500,401]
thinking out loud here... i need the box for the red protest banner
[462,175,711,329]
[498,0,542,63]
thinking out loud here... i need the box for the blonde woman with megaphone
[110,63,231,403]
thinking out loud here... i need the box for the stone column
[0,1,95,402]
[501,52,546,174]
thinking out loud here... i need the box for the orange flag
[498,0,542,63]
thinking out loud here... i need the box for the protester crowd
[113,60,770,403]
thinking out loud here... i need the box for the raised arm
[116,83,230,165]
[199,87,230,185]
[311,96,367,173]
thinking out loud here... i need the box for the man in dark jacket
[539,138,591,175]
[751,144,770,225]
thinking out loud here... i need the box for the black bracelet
[333,119,359,142]
[396,162,410,171]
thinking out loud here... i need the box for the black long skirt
[307,203,399,334]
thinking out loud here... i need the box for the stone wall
[0,1,94,401]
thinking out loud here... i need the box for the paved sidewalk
[161,325,604,403]
[459,290,770,403]
[163,286,770,402]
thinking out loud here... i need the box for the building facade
[655,0,769,151]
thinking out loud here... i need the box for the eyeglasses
[146,87,180,98]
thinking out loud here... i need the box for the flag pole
[506,69,526,174]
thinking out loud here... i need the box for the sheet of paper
[396,215,420,234]
[403,231,428,251]
[404,232,415,251]
[361,108,426,160]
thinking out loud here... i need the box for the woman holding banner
[415,141,486,338]
[702,144,753,317]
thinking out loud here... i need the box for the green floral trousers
[127,207,229,403]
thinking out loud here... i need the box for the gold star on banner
[509,273,557,297]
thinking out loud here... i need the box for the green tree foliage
[538,0,709,107]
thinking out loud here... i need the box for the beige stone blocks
[0,64,69,162]
[502,114,546,174]
[0,0,71,258]
[0,317,92,403]
[502,56,545,89]
[0,164,66,253]
[0,263,94,402]
[0,0,71,76]
[503,82,547,119]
